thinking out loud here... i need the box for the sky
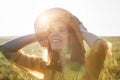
[0,0,120,36]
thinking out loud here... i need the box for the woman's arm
[0,34,48,71]
[1,33,37,52]
[80,23,112,55]
[0,33,37,60]
[80,23,112,80]
[79,23,99,47]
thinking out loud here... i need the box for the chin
[51,46,62,51]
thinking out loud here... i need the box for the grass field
[0,36,120,80]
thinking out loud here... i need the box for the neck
[58,47,71,72]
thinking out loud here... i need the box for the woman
[0,8,112,80]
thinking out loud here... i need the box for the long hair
[69,27,85,64]
[47,26,85,72]
[34,8,86,71]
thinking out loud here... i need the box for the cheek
[62,33,69,45]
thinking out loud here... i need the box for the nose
[49,30,59,36]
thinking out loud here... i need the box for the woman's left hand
[79,22,87,33]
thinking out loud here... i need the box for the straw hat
[34,8,84,51]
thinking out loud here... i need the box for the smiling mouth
[52,39,61,42]
[51,38,62,43]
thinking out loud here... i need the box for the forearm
[81,25,112,56]
[79,23,99,47]
[82,31,99,47]
[1,33,37,52]
[13,51,46,72]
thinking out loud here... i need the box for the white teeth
[52,39,60,42]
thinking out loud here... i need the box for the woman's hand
[35,28,49,42]
[39,39,49,47]
[79,22,87,33]
[34,18,50,47]
[79,22,99,47]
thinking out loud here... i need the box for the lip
[50,37,62,43]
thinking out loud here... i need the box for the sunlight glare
[41,47,49,62]
[39,15,49,30]
[40,16,48,25]
[29,70,44,79]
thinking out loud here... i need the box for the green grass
[0,36,120,80]
[99,37,120,80]
[0,37,43,80]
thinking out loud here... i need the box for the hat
[34,8,84,51]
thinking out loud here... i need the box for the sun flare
[29,70,44,79]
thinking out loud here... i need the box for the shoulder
[90,39,112,56]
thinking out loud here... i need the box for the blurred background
[0,0,120,36]
[0,0,120,80]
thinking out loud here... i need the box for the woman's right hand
[35,28,49,42]
[34,18,50,47]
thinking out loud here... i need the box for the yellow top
[1,39,112,80]
[44,62,85,80]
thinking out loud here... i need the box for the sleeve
[1,34,36,52]
[79,22,112,56]
[79,22,112,80]
[0,34,48,72]
[85,39,112,80]
[13,51,47,72]
[0,46,47,72]
[79,23,99,47]
[0,34,37,60]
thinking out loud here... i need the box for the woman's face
[48,21,69,52]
